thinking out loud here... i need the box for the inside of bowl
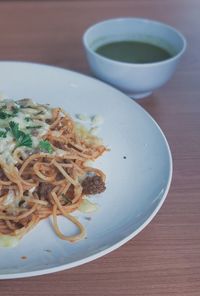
[86,19,185,57]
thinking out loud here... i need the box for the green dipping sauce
[95,41,172,63]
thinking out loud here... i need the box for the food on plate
[0,98,107,246]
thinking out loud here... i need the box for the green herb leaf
[9,121,20,138]
[9,121,32,148]
[39,140,53,154]
[0,130,7,138]
[17,133,32,148]
[0,105,19,119]
[25,117,31,122]
[26,125,42,129]
[0,111,13,119]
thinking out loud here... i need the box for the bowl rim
[83,17,187,67]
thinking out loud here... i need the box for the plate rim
[0,61,173,279]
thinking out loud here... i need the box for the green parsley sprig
[0,106,19,119]
[39,140,53,154]
[0,130,7,138]
[0,111,13,119]
[9,121,32,148]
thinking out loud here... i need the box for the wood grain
[0,1,200,295]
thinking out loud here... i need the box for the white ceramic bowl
[83,18,186,99]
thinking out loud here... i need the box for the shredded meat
[57,142,66,150]
[45,119,52,124]
[0,169,4,178]
[82,175,106,195]
[66,185,74,200]
[18,215,33,227]
[0,169,9,182]
[37,183,53,199]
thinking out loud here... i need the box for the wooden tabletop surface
[0,0,200,295]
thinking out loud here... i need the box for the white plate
[0,62,172,279]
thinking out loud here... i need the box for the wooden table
[0,0,200,295]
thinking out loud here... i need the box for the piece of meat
[65,185,74,200]
[45,119,52,124]
[37,183,53,199]
[82,175,106,195]
[0,169,4,178]
[0,169,9,182]
[61,185,74,205]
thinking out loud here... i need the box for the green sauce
[95,41,172,63]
